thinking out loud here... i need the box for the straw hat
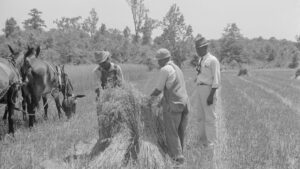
[94,51,111,64]
[155,48,171,60]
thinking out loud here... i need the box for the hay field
[0,65,300,169]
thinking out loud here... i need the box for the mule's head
[20,46,40,82]
[57,65,85,118]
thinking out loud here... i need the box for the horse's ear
[62,65,65,73]
[36,46,40,57]
[55,65,59,72]
[25,46,33,58]
[8,45,15,55]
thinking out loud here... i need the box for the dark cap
[155,48,171,60]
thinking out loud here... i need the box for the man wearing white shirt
[194,36,221,147]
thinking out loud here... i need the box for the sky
[0,0,300,41]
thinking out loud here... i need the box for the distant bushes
[1,24,300,70]
[237,68,248,76]
[295,68,300,79]
[0,28,158,69]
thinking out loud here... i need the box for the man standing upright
[93,50,124,100]
[150,48,189,165]
[194,36,221,147]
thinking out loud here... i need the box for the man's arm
[151,89,162,97]
[149,67,168,103]
[207,59,220,105]
[116,65,124,85]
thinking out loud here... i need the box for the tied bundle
[89,84,171,169]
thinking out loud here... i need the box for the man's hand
[151,89,162,97]
[95,88,100,101]
[95,88,100,95]
[207,88,217,105]
[207,94,214,105]
[149,95,156,102]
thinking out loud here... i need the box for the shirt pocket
[203,61,210,68]
[201,61,210,72]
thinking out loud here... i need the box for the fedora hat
[155,48,171,60]
[195,36,209,48]
[94,51,111,64]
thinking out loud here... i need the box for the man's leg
[178,104,189,151]
[163,108,184,160]
[199,85,217,145]
[197,86,208,144]
[205,98,217,144]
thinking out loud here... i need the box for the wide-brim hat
[195,36,209,48]
[94,51,111,64]
[155,48,171,60]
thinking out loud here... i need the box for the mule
[0,45,24,133]
[22,46,84,127]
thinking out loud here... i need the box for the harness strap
[43,61,62,87]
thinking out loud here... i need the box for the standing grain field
[0,65,299,169]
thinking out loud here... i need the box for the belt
[198,82,209,86]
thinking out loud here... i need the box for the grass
[221,72,300,169]
[0,65,300,169]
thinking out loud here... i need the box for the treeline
[208,23,300,69]
[0,1,299,69]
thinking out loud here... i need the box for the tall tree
[296,35,300,50]
[141,14,159,45]
[220,23,247,66]
[288,51,299,68]
[23,8,46,31]
[100,23,107,35]
[82,8,99,37]
[155,4,192,67]
[126,0,148,43]
[2,17,20,38]
[123,26,131,39]
[121,26,132,62]
[54,16,82,32]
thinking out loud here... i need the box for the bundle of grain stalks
[88,85,170,169]
[237,68,248,76]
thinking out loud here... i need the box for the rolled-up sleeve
[115,65,124,87]
[116,65,124,82]
[211,58,221,88]
[155,68,168,91]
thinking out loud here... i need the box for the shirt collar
[160,60,173,68]
[167,60,173,65]
[202,52,210,60]
[108,62,115,71]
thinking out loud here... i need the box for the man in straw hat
[93,50,124,100]
[194,35,220,148]
[150,48,190,165]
